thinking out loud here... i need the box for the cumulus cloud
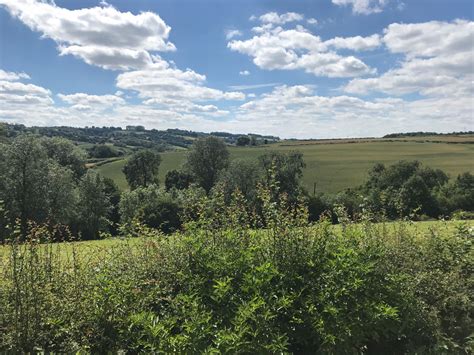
[0,69,30,81]
[1,3,471,139]
[0,0,245,118]
[0,0,175,70]
[228,24,376,77]
[383,19,473,58]
[225,29,242,40]
[332,0,389,15]
[0,70,53,108]
[344,20,474,97]
[258,12,304,25]
[58,93,125,107]
[239,70,250,76]
[228,83,280,90]
[232,84,472,138]
[307,18,318,25]
[116,61,245,114]
[324,34,381,51]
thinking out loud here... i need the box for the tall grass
[0,183,472,353]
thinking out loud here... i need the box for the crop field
[96,138,474,193]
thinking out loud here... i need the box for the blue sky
[0,0,472,138]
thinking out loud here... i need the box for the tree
[0,135,80,237]
[437,172,474,214]
[88,144,120,158]
[119,185,182,233]
[0,135,51,234]
[258,151,306,201]
[42,137,87,179]
[185,136,230,193]
[102,177,121,235]
[123,150,162,190]
[307,193,332,222]
[46,164,78,226]
[165,170,194,191]
[217,159,263,203]
[75,171,111,240]
[0,123,7,142]
[236,136,251,146]
[363,160,449,219]
[398,175,438,217]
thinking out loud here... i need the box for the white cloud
[58,93,125,107]
[307,18,318,25]
[383,20,473,58]
[116,61,245,113]
[231,84,472,138]
[1,0,245,117]
[0,70,55,124]
[0,0,175,70]
[239,70,250,76]
[228,83,280,90]
[0,70,53,108]
[324,34,381,51]
[258,12,304,25]
[228,25,376,77]
[345,20,474,97]
[225,29,242,40]
[1,70,471,139]
[332,0,389,15]
[0,69,30,81]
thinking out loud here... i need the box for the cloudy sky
[0,0,472,138]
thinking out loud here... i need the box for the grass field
[1,220,471,262]
[96,138,474,193]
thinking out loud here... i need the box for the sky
[0,0,472,139]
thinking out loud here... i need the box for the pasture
[96,138,474,193]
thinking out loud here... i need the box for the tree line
[0,134,472,241]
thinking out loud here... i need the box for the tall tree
[185,136,230,193]
[76,171,111,240]
[258,151,306,200]
[165,170,194,191]
[122,150,162,190]
[236,136,251,146]
[42,137,87,179]
[0,135,50,234]
[217,159,263,203]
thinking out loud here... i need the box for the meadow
[97,137,474,193]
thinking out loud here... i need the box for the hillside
[2,123,279,151]
[97,137,474,193]
[2,123,473,193]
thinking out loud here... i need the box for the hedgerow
[0,178,472,353]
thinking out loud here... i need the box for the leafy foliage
[185,136,230,193]
[1,176,472,353]
[119,185,182,234]
[122,150,162,190]
[164,169,194,191]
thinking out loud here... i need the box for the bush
[119,185,182,234]
[1,181,472,353]
[88,144,120,158]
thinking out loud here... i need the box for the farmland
[96,137,474,193]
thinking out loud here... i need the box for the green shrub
[0,180,472,353]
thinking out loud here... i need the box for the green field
[1,220,471,262]
[96,138,474,193]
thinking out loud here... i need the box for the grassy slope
[96,139,474,193]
